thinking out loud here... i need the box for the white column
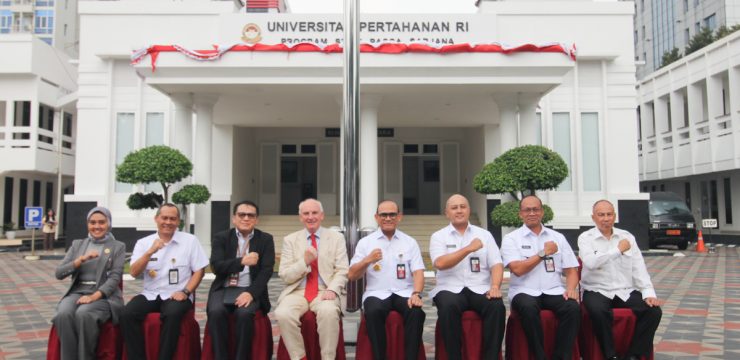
[518,94,541,145]
[493,93,519,153]
[360,95,382,229]
[193,94,218,252]
[169,93,193,159]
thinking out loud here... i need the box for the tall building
[0,0,78,57]
[0,0,78,240]
[633,0,740,79]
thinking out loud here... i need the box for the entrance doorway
[402,156,440,214]
[280,157,317,214]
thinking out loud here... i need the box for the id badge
[227,272,239,287]
[470,257,481,273]
[544,257,555,273]
[169,268,179,285]
[396,264,406,279]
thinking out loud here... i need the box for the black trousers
[120,294,193,360]
[434,288,506,360]
[363,294,426,360]
[582,290,662,358]
[510,293,580,360]
[206,288,261,360]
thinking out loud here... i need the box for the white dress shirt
[131,231,209,300]
[429,223,502,299]
[578,227,657,300]
[235,229,253,288]
[350,229,425,302]
[501,225,579,301]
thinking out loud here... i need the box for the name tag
[149,257,158,262]
[446,244,456,249]
[521,245,531,249]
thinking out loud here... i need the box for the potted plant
[3,222,16,240]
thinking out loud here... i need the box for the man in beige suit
[275,198,349,360]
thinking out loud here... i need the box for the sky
[287,0,478,14]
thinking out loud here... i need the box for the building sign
[325,128,340,138]
[377,128,394,137]
[220,14,496,46]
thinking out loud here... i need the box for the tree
[685,27,714,55]
[660,48,682,68]
[473,145,568,227]
[116,146,211,229]
[715,24,740,40]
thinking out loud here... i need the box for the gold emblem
[148,269,157,278]
[373,263,382,272]
[241,23,262,44]
[104,248,110,254]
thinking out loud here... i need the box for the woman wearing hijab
[53,206,125,360]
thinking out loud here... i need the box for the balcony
[0,125,75,176]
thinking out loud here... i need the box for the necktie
[304,233,319,302]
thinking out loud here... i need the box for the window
[634,30,638,44]
[666,99,672,132]
[33,180,41,207]
[0,101,5,126]
[722,89,730,116]
[45,182,53,210]
[660,184,665,191]
[581,112,601,191]
[724,178,732,224]
[704,14,716,31]
[281,144,297,154]
[0,10,11,33]
[63,23,67,36]
[694,0,699,7]
[3,177,13,224]
[115,113,135,192]
[552,112,572,191]
[683,0,688,12]
[62,112,72,136]
[145,112,164,146]
[18,179,27,229]
[642,25,646,40]
[34,10,54,35]
[685,28,690,44]
[300,145,316,154]
[682,94,689,127]
[14,101,31,127]
[695,22,701,34]
[685,182,692,210]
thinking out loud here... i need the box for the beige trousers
[275,288,342,360]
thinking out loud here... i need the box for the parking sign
[24,206,43,229]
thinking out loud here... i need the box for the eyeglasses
[520,207,543,214]
[236,212,258,220]
[378,212,398,219]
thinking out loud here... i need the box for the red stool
[122,308,201,360]
[434,310,502,360]
[201,310,273,360]
[505,309,580,360]
[356,310,425,360]
[47,321,121,360]
[276,311,346,360]
[579,308,654,360]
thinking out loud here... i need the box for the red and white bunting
[131,42,577,72]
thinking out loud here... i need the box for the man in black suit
[207,200,275,359]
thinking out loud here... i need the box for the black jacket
[208,228,275,313]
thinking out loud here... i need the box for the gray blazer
[55,236,126,323]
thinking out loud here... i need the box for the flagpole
[342,0,362,312]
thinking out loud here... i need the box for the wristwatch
[181,288,191,296]
[537,249,546,259]
[412,291,422,299]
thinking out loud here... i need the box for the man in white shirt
[348,200,425,360]
[578,200,663,360]
[429,194,506,360]
[501,195,580,360]
[121,203,209,360]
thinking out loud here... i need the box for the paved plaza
[0,246,738,359]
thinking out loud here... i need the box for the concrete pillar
[518,94,541,145]
[360,95,382,229]
[493,93,519,153]
[193,94,219,252]
[169,93,193,159]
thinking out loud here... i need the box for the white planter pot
[5,231,16,240]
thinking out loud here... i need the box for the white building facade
[0,34,77,238]
[67,0,647,250]
[638,30,740,243]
